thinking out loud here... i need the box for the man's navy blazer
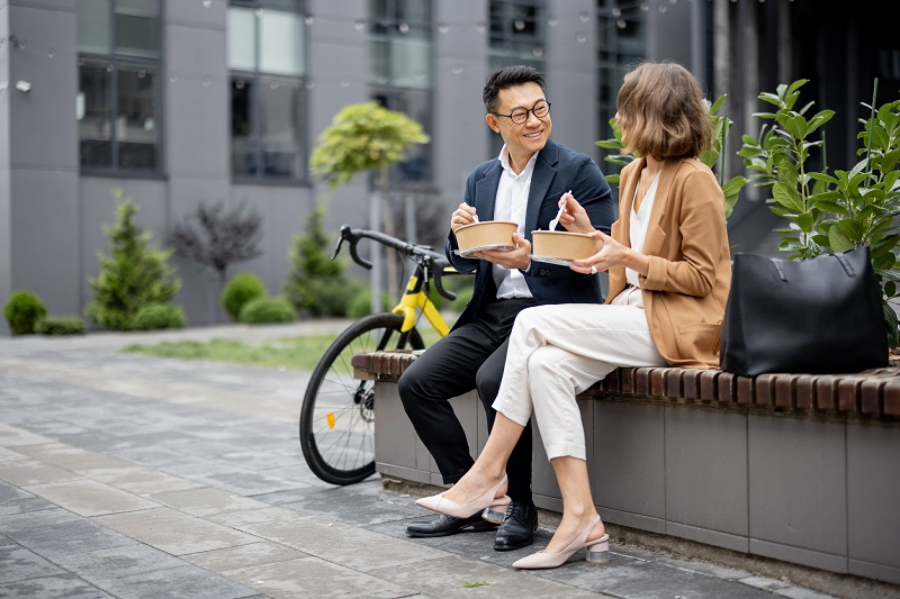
[446,138,615,329]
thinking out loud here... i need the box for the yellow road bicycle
[299,225,463,485]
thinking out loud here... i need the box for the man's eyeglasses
[492,100,551,125]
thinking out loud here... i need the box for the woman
[416,61,732,570]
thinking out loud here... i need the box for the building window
[596,1,646,171]
[368,0,433,188]
[77,0,161,173]
[488,0,546,157]
[489,0,545,73]
[228,0,308,181]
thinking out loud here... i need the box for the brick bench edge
[352,351,900,419]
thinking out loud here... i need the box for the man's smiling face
[487,81,552,172]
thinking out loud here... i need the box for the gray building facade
[2,0,896,334]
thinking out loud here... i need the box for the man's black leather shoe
[494,500,539,551]
[406,513,498,538]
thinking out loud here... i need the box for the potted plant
[738,79,900,346]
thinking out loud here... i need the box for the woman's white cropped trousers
[492,288,666,461]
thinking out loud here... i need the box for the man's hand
[450,203,478,233]
[473,233,532,270]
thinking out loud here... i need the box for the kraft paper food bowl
[455,221,518,254]
[531,230,596,262]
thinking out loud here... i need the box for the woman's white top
[626,170,661,288]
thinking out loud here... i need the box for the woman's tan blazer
[606,157,732,369]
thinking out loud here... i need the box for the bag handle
[770,252,857,282]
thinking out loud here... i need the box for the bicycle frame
[391,262,450,338]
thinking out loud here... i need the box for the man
[399,65,614,551]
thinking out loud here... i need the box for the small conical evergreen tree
[283,205,358,317]
[86,192,180,330]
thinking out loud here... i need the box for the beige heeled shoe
[512,514,609,570]
[415,475,510,523]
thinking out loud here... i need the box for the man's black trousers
[398,297,536,503]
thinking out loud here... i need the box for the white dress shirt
[492,145,538,299]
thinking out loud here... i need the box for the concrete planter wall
[355,353,900,586]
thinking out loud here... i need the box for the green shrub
[86,192,180,330]
[4,291,48,335]
[347,289,393,319]
[222,273,266,320]
[239,296,296,325]
[131,304,186,331]
[284,206,358,317]
[35,316,86,336]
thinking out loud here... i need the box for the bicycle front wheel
[299,313,425,485]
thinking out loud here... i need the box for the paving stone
[0,544,66,584]
[534,559,778,599]
[0,447,28,462]
[369,553,607,599]
[158,463,307,496]
[651,554,751,581]
[775,586,843,599]
[0,495,57,516]
[280,487,424,527]
[146,486,270,517]
[0,424,54,448]
[24,479,159,517]
[13,443,131,472]
[182,541,309,572]
[93,507,259,555]
[91,564,258,599]
[739,575,792,591]
[205,506,314,528]
[79,465,205,496]
[0,460,83,487]
[238,513,448,573]
[54,544,187,580]
[0,573,112,598]
[222,556,414,599]
[0,481,33,502]
[3,514,136,561]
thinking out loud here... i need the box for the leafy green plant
[310,101,430,300]
[739,79,900,346]
[596,95,746,217]
[86,192,180,330]
[737,80,836,260]
[131,304,186,331]
[35,316,86,336]
[239,296,296,325]
[284,206,360,317]
[4,290,48,335]
[222,273,266,321]
[347,289,392,319]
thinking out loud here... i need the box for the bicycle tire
[299,313,424,485]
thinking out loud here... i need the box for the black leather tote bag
[720,247,888,376]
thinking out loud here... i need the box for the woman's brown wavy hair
[616,61,712,160]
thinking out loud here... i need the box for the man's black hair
[482,65,546,113]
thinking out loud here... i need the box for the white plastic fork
[547,190,571,230]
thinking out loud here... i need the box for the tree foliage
[86,192,180,330]
[310,101,430,189]
[169,201,263,282]
[284,206,362,317]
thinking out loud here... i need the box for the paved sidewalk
[0,324,850,598]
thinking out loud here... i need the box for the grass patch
[122,336,337,371]
[121,325,445,372]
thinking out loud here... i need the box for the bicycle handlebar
[332,225,458,301]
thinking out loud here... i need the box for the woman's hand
[557,192,595,234]
[571,230,650,276]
